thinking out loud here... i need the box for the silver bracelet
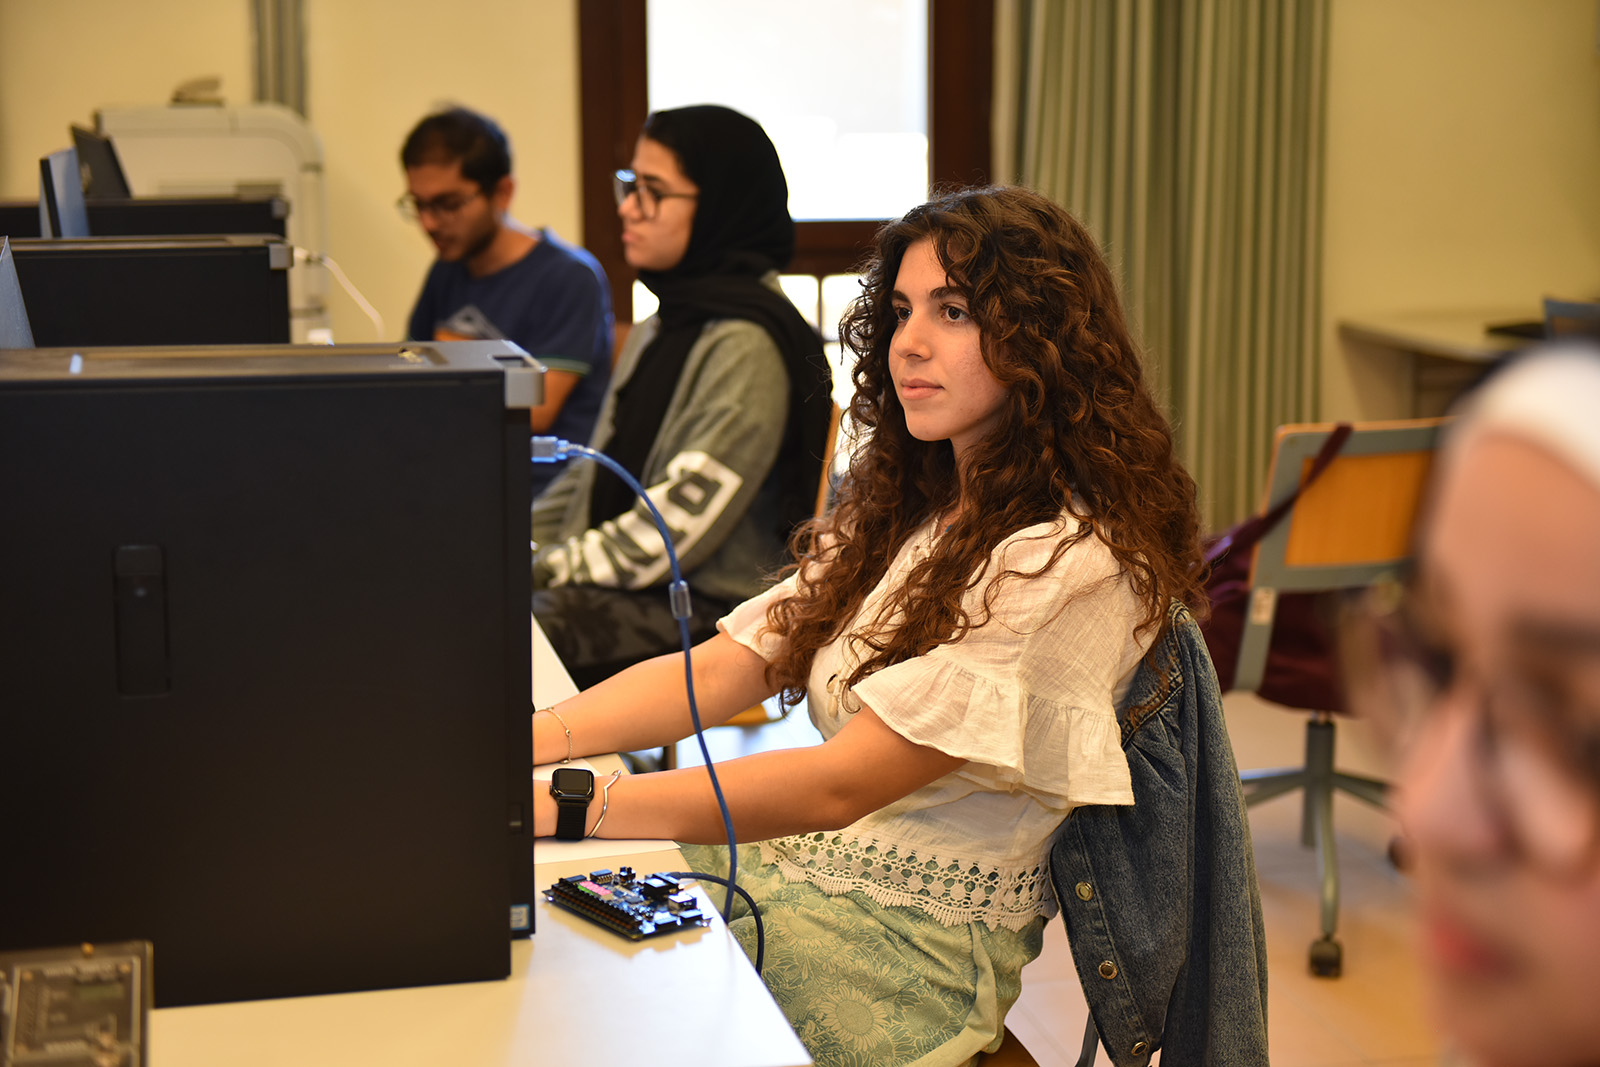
[539,705,573,763]
[587,771,623,838]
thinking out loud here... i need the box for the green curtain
[993,0,1327,529]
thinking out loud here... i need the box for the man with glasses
[1345,344,1600,1067]
[400,107,613,493]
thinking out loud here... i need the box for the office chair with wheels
[1222,418,1447,977]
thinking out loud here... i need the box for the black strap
[1074,1013,1100,1067]
[1205,422,1354,564]
[553,795,590,841]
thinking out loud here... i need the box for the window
[580,0,993,324]
[646,0,928,221]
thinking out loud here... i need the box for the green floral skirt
[677,843,1046,1067]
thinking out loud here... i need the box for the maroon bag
[1200,424,1353,711]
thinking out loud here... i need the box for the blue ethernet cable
[663,871,764,975]
[532,436,741,921]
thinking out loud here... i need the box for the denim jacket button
[1097,960,1118,979]
[1131,1040,1149,1056]
[1075,881,1093,901]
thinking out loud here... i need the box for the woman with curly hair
[533,185,1211,1065]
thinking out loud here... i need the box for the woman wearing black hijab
[531,105,832,689]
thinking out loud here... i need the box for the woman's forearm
[534,704,967,843]
[533,631,779,765]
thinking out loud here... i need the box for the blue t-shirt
[408,229,614,495]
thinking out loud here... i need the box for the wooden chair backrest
[1230,417,1450,696]
[1256,417,1450,586]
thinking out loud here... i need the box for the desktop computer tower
[0,195,289,241]
[7,235,291,346]
[0,342,537,1008]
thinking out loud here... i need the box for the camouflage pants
[532,583,736,690]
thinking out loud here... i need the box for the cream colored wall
[305,0,583,342]
[1322,0,1600,419]
[16,1,1584,390]
[0,0,584,343]
[0,0,254,195]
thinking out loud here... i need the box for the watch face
[549,766,594,801]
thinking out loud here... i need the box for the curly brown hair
[763,186,1206,704]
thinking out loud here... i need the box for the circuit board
[543,867,710,941]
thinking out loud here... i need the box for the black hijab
[589,105,834,543]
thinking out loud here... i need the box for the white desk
[149,621,811,1067]
[1338,308,1533,364]
[1338,309,1531,415]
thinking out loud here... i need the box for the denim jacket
[1049,601,1270,1066]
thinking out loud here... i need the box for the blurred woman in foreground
[1350,344,1600,1067]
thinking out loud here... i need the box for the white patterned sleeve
[716,573,799,663]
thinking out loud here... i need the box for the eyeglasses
[1342,581,1600,876]
[395,188,485,222]
[612,169,697,220]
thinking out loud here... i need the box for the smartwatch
[549,766,595,841]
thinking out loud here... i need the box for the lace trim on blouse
[760,829,1055,931]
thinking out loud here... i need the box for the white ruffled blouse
[717,511,1151,931]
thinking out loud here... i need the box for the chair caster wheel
[1308,936,1342,978]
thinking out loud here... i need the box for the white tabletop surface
[1338,308,1533,363]
[148,619,811,1067]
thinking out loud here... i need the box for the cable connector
[531,436,574,463]
[522,436,736,920]
[290,245,386,340]
[668,579,693,621]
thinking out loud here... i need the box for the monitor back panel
[71,123,133,199]
[0,345,532,1007]
[38,148,90,238]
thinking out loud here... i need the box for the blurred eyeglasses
[612,169,697,220]
[396,189,485,222]
[1342,580,1600,876]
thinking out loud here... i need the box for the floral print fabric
[679,843,1045,1067]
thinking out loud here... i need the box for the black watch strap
[554,797,588,841]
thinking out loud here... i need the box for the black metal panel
[0,196,288,240]
[0,343,532,1007]
[7,236,290,346]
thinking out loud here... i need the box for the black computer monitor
[71,123,132,199]
[7,234,291,345]
[1543,297,1600,341]
[38,147,90,238]
[0,237,32,348]
[0,341,539,1008]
